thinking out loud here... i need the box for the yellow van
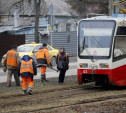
[2,43,59,66]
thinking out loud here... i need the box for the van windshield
[78,20,116,59]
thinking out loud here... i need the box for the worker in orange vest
[3,45,20,87]
[36,43,50,82]
[56,48,69,84]
[18,54,37,95]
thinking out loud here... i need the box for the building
[0,0,78,35]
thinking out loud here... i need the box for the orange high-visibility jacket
[20,59,34,74]
[36,47,50,65]
[7,50,18,67]
[57,52,69,70]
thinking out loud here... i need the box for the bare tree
[108,0,114,16]
[34,0,41,43]
[68,0,87,18]
[7,0,41,43]
[68,0,109,18]
[98,0,109,14]
[8,0,24,20]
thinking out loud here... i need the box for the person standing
[36,43,50,82]
[57,48,69,84]
[18,54,37,95]
[3,45,20,87]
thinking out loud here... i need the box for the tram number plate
[83,70,87,74]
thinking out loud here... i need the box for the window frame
[113,35,126,62]
[33,45,42,52]
[78,20,116,59]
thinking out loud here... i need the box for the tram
[77,16,126,86]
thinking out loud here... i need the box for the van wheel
[51,57,56,66]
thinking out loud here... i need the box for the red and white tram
[77,16,126,86]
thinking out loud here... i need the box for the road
[0,62,77,83]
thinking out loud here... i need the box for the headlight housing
[80,63,88,68]
[99,63,109,68]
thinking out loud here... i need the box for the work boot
[44,74,48,82]
[44,79,48,82]
[41,74,45,83]
[16,84,21,86]
[28,90,32,95]
[41,76,44,83]
[22,90,27,95]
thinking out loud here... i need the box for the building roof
[0,26,14,33]
[0,0,78,26]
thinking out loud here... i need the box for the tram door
[112,26,126,84]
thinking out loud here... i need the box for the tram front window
[78,20,116,59]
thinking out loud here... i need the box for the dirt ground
[1,75,126,113]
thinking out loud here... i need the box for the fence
[25,34,49,44]
[0,34,25,61]
[52,31,77,56]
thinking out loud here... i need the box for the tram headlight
[80,63,88,68]
[99,63,109,68]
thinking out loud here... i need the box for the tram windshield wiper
[92,36,104,48]
[83,37,94,62]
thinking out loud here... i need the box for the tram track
[1,84,126,113]
[0,85,96,106]
[29,95,126,113]
[0,85,85,100]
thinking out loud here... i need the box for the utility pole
[109,0,114,16]
[48,3,55,47]
[50,12,53,47]
[34,0,41,43]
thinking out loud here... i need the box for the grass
[0,75,77,96]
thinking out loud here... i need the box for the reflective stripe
[7,51,17,59]
[7,56,16,59]
[21,66,33,69]
[21,64,33,66]
[42,50,46,52]
[22,89,27,91]
[28,87,32,91]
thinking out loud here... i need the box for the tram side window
[116,27,126,35]
[113,36,126,61]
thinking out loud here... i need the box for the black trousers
[59,69,66,83]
